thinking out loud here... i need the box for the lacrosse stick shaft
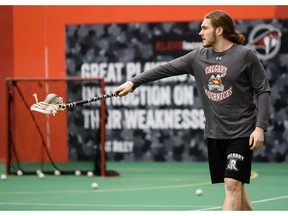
[59,92,117,110]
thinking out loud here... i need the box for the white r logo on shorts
[226,159,239,171]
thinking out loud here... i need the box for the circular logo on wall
[248,24,282,61]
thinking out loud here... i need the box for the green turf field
[0,162,288,211]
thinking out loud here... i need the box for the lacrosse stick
[30,92,117,116]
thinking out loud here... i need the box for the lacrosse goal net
[6,77,119,177]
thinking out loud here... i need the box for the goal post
[6,77,118,177]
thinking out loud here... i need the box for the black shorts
[207,137,253,184]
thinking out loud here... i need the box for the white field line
[0,195,287,210]
[196,195,288,211]
[0,202,215,209]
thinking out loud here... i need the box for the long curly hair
[205,10,245,45]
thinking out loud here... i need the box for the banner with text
[66,20,288,162]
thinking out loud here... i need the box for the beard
[202,31,217,47]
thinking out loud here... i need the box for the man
[113,10,271,210]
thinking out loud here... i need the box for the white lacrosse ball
[54,170,61,176]
[1,174,7,180]
[38,172,45,179]
[91,182,99,189]
[75,170,81,176]
[195,189,203,196]
[44,93,63,104]
[17,170,23,176]
[87,171,94,177]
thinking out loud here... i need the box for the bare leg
[223,178,242,210]
[241,185,253,210]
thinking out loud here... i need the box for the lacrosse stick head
[30,93,65,116]
[44,93,63,104]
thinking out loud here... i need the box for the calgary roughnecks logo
[248,24,282,61]
[204,65,233,102]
